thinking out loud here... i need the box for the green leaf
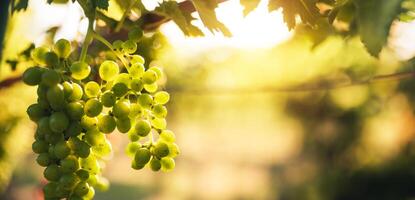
[268,0,320,30]
[353,0,403,57]
[93,0,109,10]
[191,0,232,36]
[155,1,204,37]
[11,0,29,13]
[240,0,261,16]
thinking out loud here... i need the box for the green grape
[54,38,71,58]
[116,117,131,133]
[64,121,82,137]
[127,128,140,142]
[99,60,119,81]
[87,174,98,186]
[150,157,161,171]
[66,102,84,120]
[84,98,103,117]
[38,117,53,135]
[45,51,59,67]
[37,85,48,99]
[150,117,166,130]
[97,114,116,133]
[56,184,71,198]
[73,140,91,158]
[45,132,64,144]
[129,103,143,118]
[81,116,98,130]
[70,61,91,80]
[44,164,61,181]
[92,139,112,158]
[134,148,151,166]
[154,91,170,105]
[135,120,151,137]
[84,81,101,98]
[27,103,46,122]
[94,176,110,191]
[159,130,175,143]
[41,69,61,87]
[168,143,180,158]
[59,173,79,189]
[149,66,163,79]
[129,63,145,78]
[34,130,45,140]
[62,81,73,97]
[114,73,131,86]
[68,195,83,200]
[74,182,90,197]
[113,40,123,51]
[37,98,50,110]
[31,46,49,65]
[152,104,167,118]
[54,141,71,159]
[48,145,57,159]
[144,83,158,93]
[128,27,143,41]
[142,70,158,84]
[76,169,90,181]
[80,156,100,174]
[36,153,51,166]
[153,142,170,158]
[160,157,175,172]
[137,94,153,109]
[100,91,116,107]
[130,55,145,65]
[61,155,80,173]
[43,182,58,198]
[131,161,145,170]
[122,40,137,54]
[68,83,83,102]
[84,186,95,199]
[130,78,144,92]
[84,129,105,146]
[125,142,141,157]
[112,82,128,97]
[112,99,130,118]
[47,84,65,110]
[22,67,43,86]
[49,112,69,133]
[32,140,49,154]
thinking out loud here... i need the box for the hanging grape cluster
[23,28,179,200]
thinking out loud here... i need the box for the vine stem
[92,32,129,69]
[114,0,137,32]
[79,18,95,62]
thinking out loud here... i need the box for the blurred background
[2,0,415,199]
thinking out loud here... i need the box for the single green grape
[27,103,46,122]
[100,91,116,107]
[160,157,175,172]
[68,83,83,102]
[37,85,48,99]
[54,140,71,159]
[62,81,73,98]
[41,69,61,87]
[23,67,43,86]
[134,147,151,166]
[137,94,153,109]
[44,164,61,181]
[70,61,91,80]
[114,73,131,86]
[92,139,113,158]
[73,140,91,158]
[38,117,53,135]
[150,117,166,130]
[116,117,131,133]
[149,66,163,79]
[112,82,128,97]
[168,143,180,158]
[152,104,167,118]
[54,38,72,58]
[150,157,161,171]
[36,153,51,167]
[122,40,137,54]
[129,103,143,119]
[97,114,116,133]
[94,176,110,191]
[49,112,69,133]
[84,186,95,199]
[142,70,158,84]
[144,83,158,93]
[134,120,151,136]
[74,182,90,197]
[129,63,145,78]
[43,182,59,198]
[80,116,98,130]
[153,142,169,158]
[47,84,65,110]
[31,46,49,65]
[159,130,175,143]
[76,169,90,181]
[130,78,144,92]
[59,173,79,190]
[130,55,145,65]
[99,60,119,81]
[84,129,105,146]
[66,102,84,120]
[84,98,103,117]
[80,155,100,174]
[154,91,169,105]
[61,155,80,173]
[128,27,143,41]
[64,121,82,137]
[127,128,140,142]
[112,99,130,118]
[44,51,59,67]
[32,140,49,154]
[113,40,123,51]
[125,142,141,157]
[45,132,64,144]
[37,97,50,110]
[84,81,101,97]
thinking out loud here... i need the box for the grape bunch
[23,28,179,200]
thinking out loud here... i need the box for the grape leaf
[240,0,261,16]
[10,0,29,13]
[155,1,204,37]
[191,0,232,36]
[93,0,109,10]
[353,0,403,57]
[268,0,320,30]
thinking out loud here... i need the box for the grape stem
[79,17,95,63]
[92,32,130,69]
[114,0,138,33]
